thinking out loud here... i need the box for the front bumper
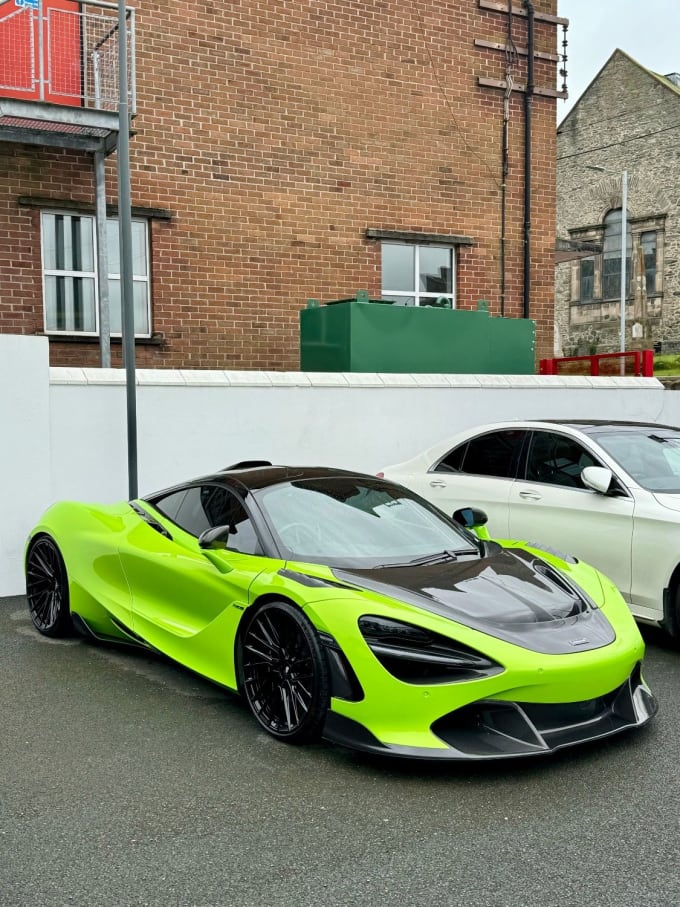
[322,663,657,760]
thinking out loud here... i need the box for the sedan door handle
[519,490,542,501]
[429,479,448,488]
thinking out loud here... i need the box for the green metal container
[299,297,535,374]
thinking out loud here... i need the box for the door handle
[519,490,542,501]
[429,479,447,488]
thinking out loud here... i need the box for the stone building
[1,1,564,370]
[556,49,680,357]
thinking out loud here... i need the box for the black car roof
[218,464,373,492]
[143,464,377,501]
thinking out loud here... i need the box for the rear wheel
[238,600,329,743]
[25,535,73,637]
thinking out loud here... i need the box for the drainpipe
[522,0,534,319]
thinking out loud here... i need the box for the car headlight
[358,616,504,684]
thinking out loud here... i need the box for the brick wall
[0,0,559,369]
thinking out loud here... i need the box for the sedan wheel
[26,535,72,637]
[238,601,330,743]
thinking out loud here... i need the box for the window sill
[573,294,662,305]
[42,332,165,346]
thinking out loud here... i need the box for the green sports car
[25,463,657,760]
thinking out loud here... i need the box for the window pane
[382,243,415,293]
[131,221,148,276]
[602,255,620,299]
[153,490,188,521]
[107,279,149,335]
[526,432,598,487]
[460,430,526,478]
[106,219,147,276]
[42,214,57,270]
[381,294,414,307]
[106,219,119,273]
[580,257,594,302]
[42,213,94,271]
[436,444,466,472]
[419,247,452,294]
[419,296,452,308]
[602,209,631,300]
[165,485,261,553]
[45,275,96,332]
[641,231,657,295]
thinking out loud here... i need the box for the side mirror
[452,507,491,540]
[198,525,231,549]
[581,466,613,495]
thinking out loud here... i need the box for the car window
[595,429,680,492]
[435,429,526,478]
[156,485,262,554]
[151,489,187,521]
[525,432,599,488]
[257,476,478,567]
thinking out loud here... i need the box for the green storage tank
[299,295,535,374]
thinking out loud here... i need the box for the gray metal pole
[117,1,138,499]
[94,151,111,368]
[620,170,628,355]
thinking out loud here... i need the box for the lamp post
[586,165,628,357]
[118,0,138,499]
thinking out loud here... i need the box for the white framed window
[41,211,151,337]
[381,242,456,308]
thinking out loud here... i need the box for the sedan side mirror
[581,466,613,495]
[452,507,491,540]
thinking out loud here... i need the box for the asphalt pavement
[2,594,680,907]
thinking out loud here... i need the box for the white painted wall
[1,336,51,596]
[3,334,680,596]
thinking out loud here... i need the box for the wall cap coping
[48,368,665,390]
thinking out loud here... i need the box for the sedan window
[526,432,599,488]
[595,430,680,492]
[436,429,526,478]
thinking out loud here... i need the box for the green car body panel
[25,465,656,760]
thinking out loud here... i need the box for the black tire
[25,535,73,637]
[237,600,330,744]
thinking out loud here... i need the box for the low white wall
[1,336,51,596]
[3,334,679,596]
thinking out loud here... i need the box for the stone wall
[557,50,680,355]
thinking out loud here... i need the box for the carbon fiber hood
[334,547,615,655]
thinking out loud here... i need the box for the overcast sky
[557,0,680,120]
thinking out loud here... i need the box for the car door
[118,484,272,688]
[508,430,634,603]
[413,428,529,536]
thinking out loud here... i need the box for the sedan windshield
[595,429,680,493]
[257,477,479,566]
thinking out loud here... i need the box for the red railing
[539,350,654,377]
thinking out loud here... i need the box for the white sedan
[380,419,680,636]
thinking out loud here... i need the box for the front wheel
[237,600,330,744]
[25,535,73,637]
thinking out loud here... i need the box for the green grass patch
[654,355,680,376]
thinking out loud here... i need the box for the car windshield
[595,429,680,493]
[256,477,479,567]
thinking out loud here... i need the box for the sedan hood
[651,492,680,514]
[334,547,614,655]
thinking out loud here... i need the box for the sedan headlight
[358,616,504,684]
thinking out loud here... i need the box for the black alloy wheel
[25,535,73,637]
[238,600,330,743]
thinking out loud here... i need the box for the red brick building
[0,0,564,370]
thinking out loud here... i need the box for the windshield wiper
[375,549,473,569]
